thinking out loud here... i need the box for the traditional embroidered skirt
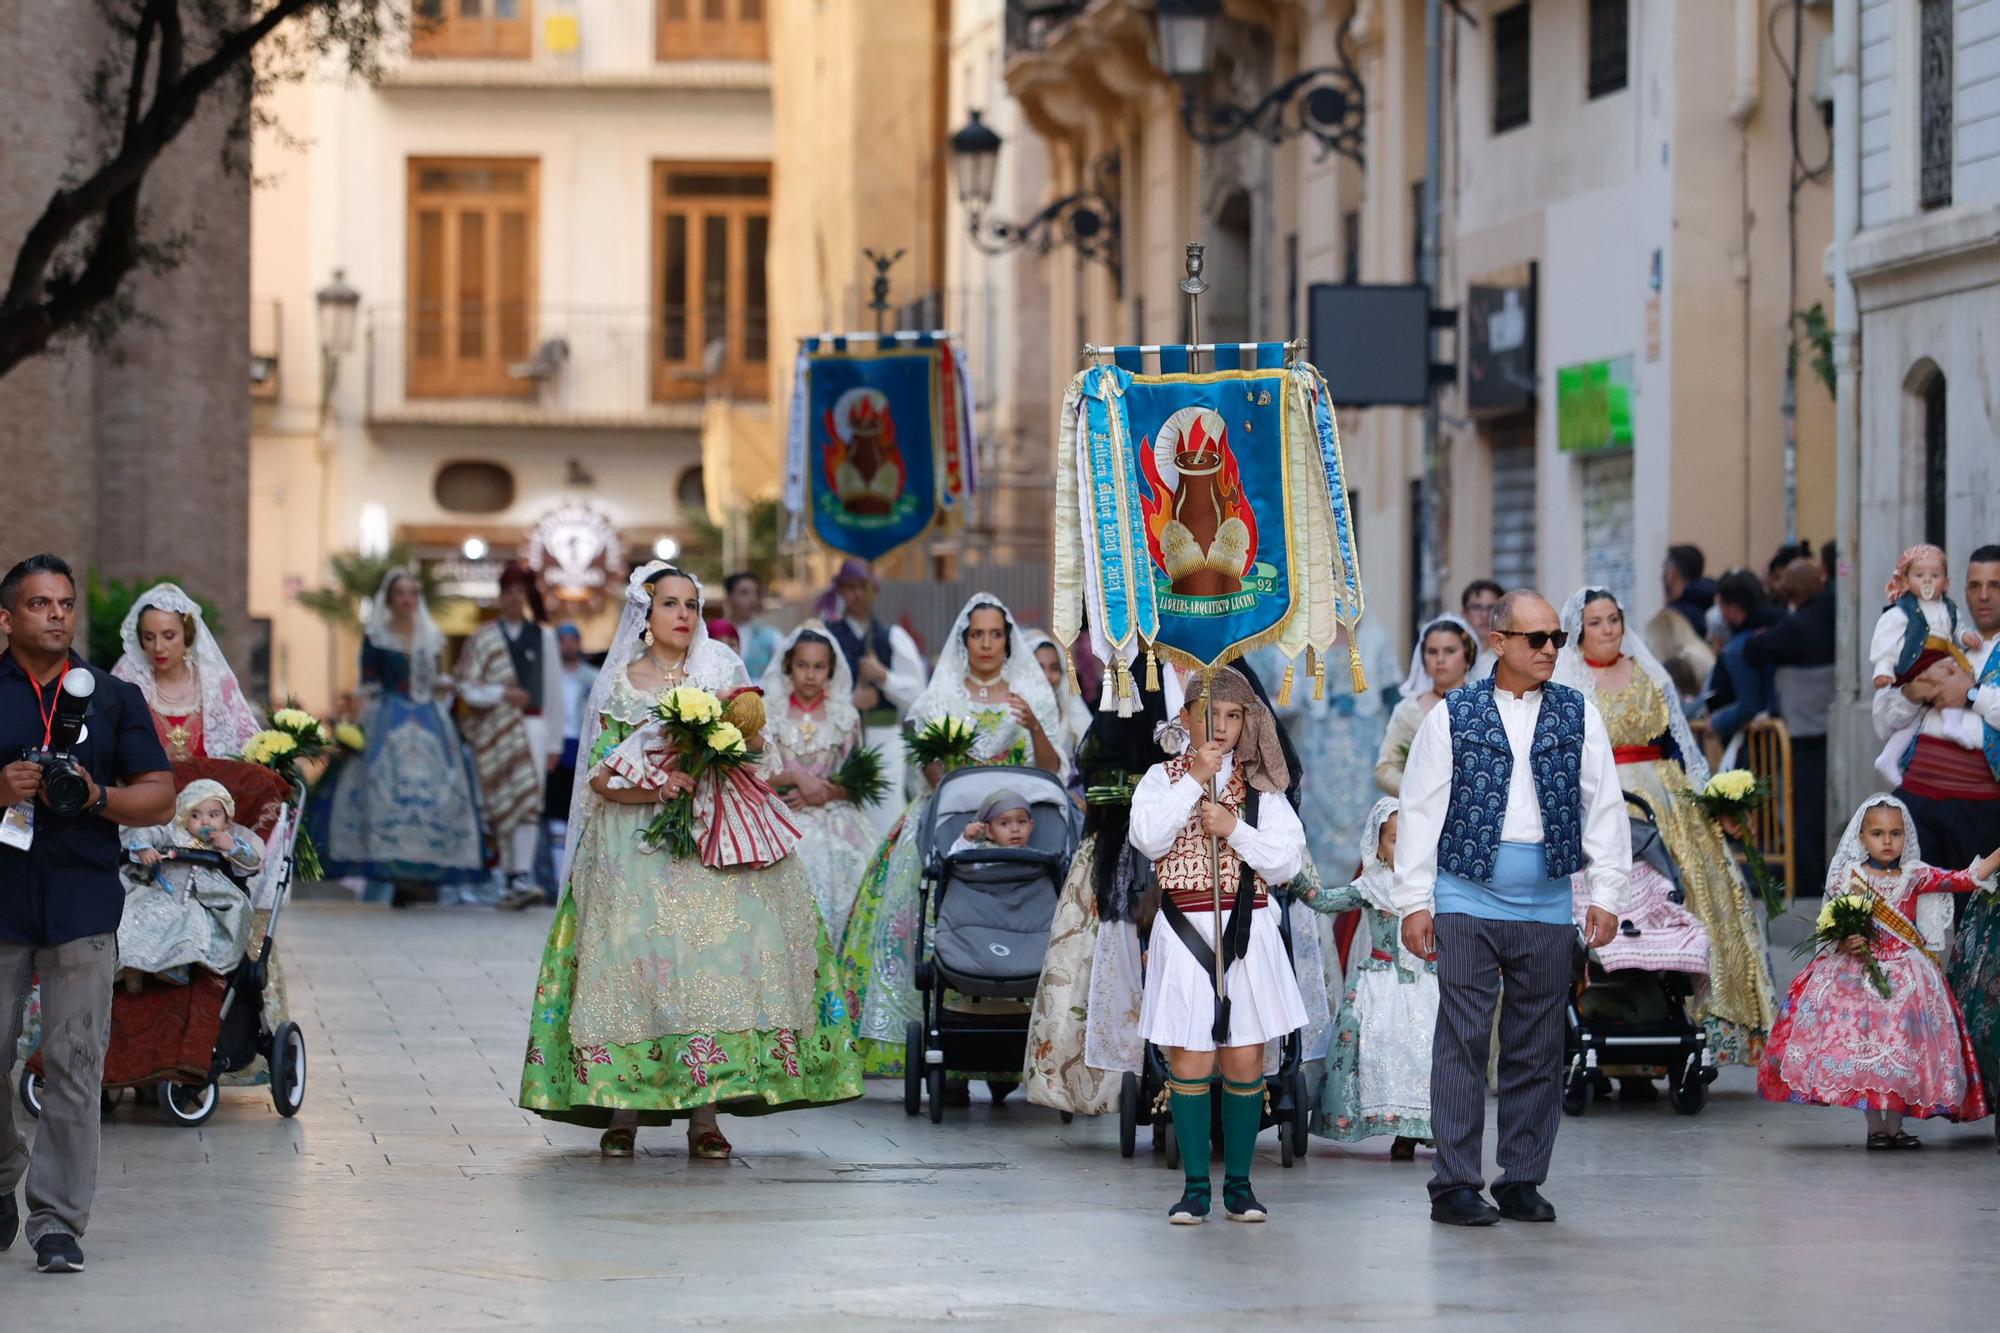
[1141,902,1307,1052]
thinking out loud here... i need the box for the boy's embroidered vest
[1893,591,1962,682]
[1438,677,1586,883]
[1155,757,1266,913]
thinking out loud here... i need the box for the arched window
[1923,370,1947,549]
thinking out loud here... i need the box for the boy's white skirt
[1141,902,1308,1052]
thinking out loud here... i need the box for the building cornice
[1849,199,2000,285]
[376,59,771,94]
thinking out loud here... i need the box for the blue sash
[1436,841,1573,926]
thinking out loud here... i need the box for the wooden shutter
[652,162,771,402]
[657,0,768,61]
[407,159,538,399]
[411,0,534,59]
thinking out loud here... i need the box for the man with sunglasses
[1390,590,1630,1227]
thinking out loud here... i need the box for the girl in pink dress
[1759,793,2000,1147]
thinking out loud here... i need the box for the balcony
[380,0,771,91]
[363,305,764,429]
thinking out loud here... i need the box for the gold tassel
[1276,661,1295,707]
[1062,644,1081,696]
[1311,646,1327,701]
[1144,646,1159,693]
[1115,659,1132,700]
[1348,638,1368,694]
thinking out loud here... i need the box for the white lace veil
[1552,586,1711,787]
[910,593,1067,773]
[363,568,448,701]
[759,620,860,743]
[1024,628,1092,752]
[1826,792,1922,896]
[111,582,263,756]
[560,562,746,886]
[1398,614,1479,698]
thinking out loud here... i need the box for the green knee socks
[1167,1078,1212,1204]
[1220,1077,1265,1187]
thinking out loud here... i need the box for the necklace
[645,649,688,684]
[967,670,1006,702]
[1585,653,1623,670]
[154,666,198,711]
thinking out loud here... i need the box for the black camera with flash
[26,668,97,817]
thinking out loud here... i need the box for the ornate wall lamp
[1156,0,1367,168]
[949,110,1123,293]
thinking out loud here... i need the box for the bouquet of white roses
[906,716,982,774]
[244,707,333,782]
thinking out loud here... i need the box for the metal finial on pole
[1181,242,1208,375]
[863,248,905,337]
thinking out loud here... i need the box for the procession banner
[784,333,974,562]
[1053,341,1367,706]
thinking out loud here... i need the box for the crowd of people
[3,531,1999,1271]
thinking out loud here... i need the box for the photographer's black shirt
[0,650,170,947]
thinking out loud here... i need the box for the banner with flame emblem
[783,333,975,562]
[1053,344,1366,708]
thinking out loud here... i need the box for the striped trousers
[1428,912,1575,1199]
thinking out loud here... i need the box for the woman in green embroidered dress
[518,563,861,1157]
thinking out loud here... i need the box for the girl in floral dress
[1554,587,1777,1066]
[518,564,861,1158]
[1759,793,1997,1146]
[1305,797,1437,1160]
[837,593,1066,1079]
[760,623,879,940]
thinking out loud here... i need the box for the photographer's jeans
[0,932,116,1243]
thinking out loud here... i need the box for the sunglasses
[1498,629,1569,651]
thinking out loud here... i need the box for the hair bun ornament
[627,560,673,605]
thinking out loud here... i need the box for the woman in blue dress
[322,568,487,906]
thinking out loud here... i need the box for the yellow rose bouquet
[1694,768,1782,921]
[1795,886,1891,999]
[639,686,751,859]
[630,685,800,867]
[244,704,335,881]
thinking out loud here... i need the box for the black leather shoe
[1430,1187,1501,1227]
[1494,1183,1557,1222]
[1,1188,17,1250]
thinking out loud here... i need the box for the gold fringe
[1276,662,1295,707]
[1144,646,1159,693]
[1311,646,1327,702]
[1115,659,1132,700]
[1062,644,1081,696]
[1348,637,1368,693]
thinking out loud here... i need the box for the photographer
[0,554,173,1274]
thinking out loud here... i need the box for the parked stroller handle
[1622,790,1660,825]
[927,845,1066,879]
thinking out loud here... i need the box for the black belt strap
[1154,788,1261,1044]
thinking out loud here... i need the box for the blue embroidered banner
[797,341,949,561]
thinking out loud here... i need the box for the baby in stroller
[118,779,261,988]
[950,788,1037,854]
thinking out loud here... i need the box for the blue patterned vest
[1437,678,1586,882]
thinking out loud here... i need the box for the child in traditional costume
[1758,793,1999,1146]
[119,779,261,984]
[1870,545,1986,785]
[1131,666,1307,1225]
[1305,797,1437,1159]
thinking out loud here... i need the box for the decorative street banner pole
[783,329,977,562]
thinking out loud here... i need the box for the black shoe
[35,1232,84,1273]
[1429,1187,1501,1227]
[1168,1186,1211,1226]
[986,1079,1017,1104]
[1,1189,16,1250]
[1223,1178,1268,1223]
[1494,1183,1557,1222]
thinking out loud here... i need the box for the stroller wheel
[269,1022,307,1118]
[1165,1123,1181,1170]
[1289,1070,1312,1161]
[902,1021,924,1117]
[1280,1126,1295,1168]
[925,1064,946,1124]
[1669,1062,1709,1116]
[159,1079,218,1127]
[17,1070,43,1121]
[1059,1111,1073,1124]
[1561,1065,1595,1117]
[1118,1072,1139,1158]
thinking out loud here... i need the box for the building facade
[251,0,776,707]
[0,4,252,675]
[1831,0,2000,814]
[984,0,1835,647]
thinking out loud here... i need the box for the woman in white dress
[111,583,263,762]
[760,622,881,940]
[836,593,1067,1078]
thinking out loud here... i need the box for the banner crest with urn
[1052,341,1367,709]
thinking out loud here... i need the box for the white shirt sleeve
[1578,702,1633,915]
[1128,762,1207,862]
[455,629,505,707]
[1868,608,1906,679]
[1387,701,1455,917]
[1872,681,1923,740]
[1226,787,1306,885]
[882,626,928,713]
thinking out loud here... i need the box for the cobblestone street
[5,903,1998,1329]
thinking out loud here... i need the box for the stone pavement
[5,902,1999,1330]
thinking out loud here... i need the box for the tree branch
[0,0,325,373]
[123,4,160,142]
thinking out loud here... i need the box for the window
[407,158,538,399]
[1920,0,1953,210]
[1923,369,1947,548]
[657,0,767,61]
[412,0,532,60]
[1587,0,1627,99]
[653,163,771,402]
[434,461,518,514]
[1341,210,1360,284]
[1493,4,1531,134]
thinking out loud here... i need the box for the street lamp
[315,268,361,418]
[948,109,1122,292]
[1156,1,1369,168]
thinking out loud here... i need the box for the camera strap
[26,666,63,749]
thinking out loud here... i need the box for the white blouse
[1128,755,1306,887]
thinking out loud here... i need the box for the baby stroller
[18,758,310,1128]
[903,765,1082,1123]
[1562,792,1717,1117]
[1119,862,1314,1169]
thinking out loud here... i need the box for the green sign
[1556,356,1634,453]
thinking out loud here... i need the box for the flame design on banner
[1138,406,1259,596]
[821,388,907,517]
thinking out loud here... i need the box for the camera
[25,669,96,817]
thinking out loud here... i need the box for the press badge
[1,801,33,851]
